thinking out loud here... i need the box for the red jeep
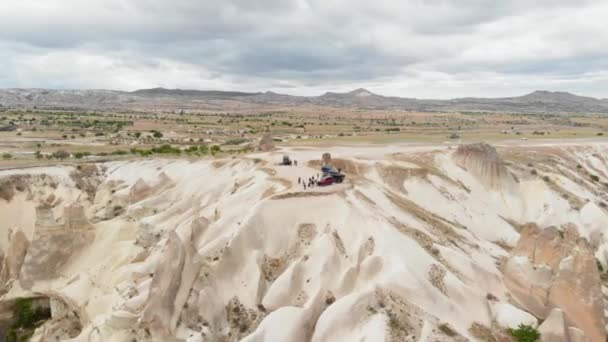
[317,175,334,186]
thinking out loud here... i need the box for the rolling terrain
[1,88,608,114]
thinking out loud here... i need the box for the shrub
[14,298,35,329]
[596,258,604,273]
[52,150,70,159]
[151,130,163,138]
[438,323,457,337]
[151,144,181,154]
[223,138,248,146]
[508,324,540,342]
[185,145,199,153]
[2,153,12,160]
[590,174,600,182]
[210,145,221,154]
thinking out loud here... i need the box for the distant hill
[131,87,261,97]
[0,87,606,114]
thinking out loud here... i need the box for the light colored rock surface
[1,229,29,281]
[491,302,537,329]
[452,142,515,190]
[0,142,607,341]
[504,223,605,341]
[539,308,568,342]
[568,326,590,342]
[20,202,95,288]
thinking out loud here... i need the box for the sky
[1,0,607,99]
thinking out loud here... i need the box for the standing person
[298,177,301,184]
[304,183,307,191]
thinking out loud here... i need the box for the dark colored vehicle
[329,170,345,183]
[281,155,292,166]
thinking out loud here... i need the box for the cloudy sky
[1,0,607,98]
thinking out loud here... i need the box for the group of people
[298,174,321,190]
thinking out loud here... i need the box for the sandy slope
[2,142,608,341]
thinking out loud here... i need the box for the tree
[52,150,70,160]
[508,324,540,342]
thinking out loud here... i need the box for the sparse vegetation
[52,150,70,159]
[508,324,540,342]
[438,323,457,337]
[5,298,52,342]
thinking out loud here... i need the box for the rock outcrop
[141,217,208,337]
[20,202,95,288]
[0,229,30,285]
[504,223,605,341]
[538,308,568,342]
[452,143,514,189]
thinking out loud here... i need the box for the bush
[185,145,199,153]
[74,152,90,159]
[438,323,456,337]
[150,144,181,154]
[508,324,540,342]
[223,138,248,146]
[52,150,70,159]
[151,130,163,138]
[590,174,600,182]
[210,145,221,154]
[14,298,35,329]
[2,153,12,160]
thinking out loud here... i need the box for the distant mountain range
[1,87,607,114]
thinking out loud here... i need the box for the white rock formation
[504,223,605,341]
[0,143,607,341]
[539,308,568,342]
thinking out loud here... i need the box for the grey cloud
[0,0,606,97]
